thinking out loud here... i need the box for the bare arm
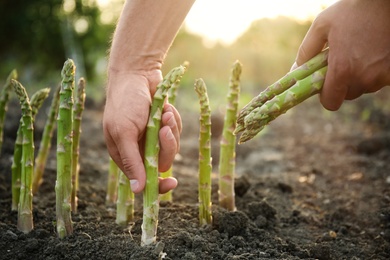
[103,0,195,193]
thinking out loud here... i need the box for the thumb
[294,15,328,67]
[116,138,146,194]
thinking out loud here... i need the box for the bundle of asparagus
[235,48,329,143]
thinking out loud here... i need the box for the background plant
[71,77,86,213]
[218,60,242,211]
[0,69,17,156]
[56,59,75,238]
[194,78,213,226]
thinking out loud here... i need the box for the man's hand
[103,69,182,194]
[294,0,390,111]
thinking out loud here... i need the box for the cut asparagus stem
[56,59,75,238]
[106,157,119,206]
[71,77,86,213]
[11,79,35,233]
[194,78,213,226]
[11,88,50,211]
[141,65,185,246]
[239,66,328,144]
[116,170,135,226]
[235,48,328,134]
[0,69,17,156]
[33,85,61,194]
[219,61,242,211]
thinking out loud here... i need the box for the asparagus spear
[11,121,23,211]
[56,59,75,238]
[160,61,188,202]
[141,66,185,246]
[116,170,135,226]
[0,69,17,155]
[33,85,61,194]
[106,157,119,206]
[11,80,36,233]
[71,77,86,213]
[194,78,212,225]
[11,88,50,211]
[239,66,328,143]
[235,48,328,134]
[219,61,242,211]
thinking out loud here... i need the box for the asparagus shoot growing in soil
[194,78,213,225]
[33,85,61,194]
[160,61,188,202]
[11,80,38,233]
[0,69,17,155]
[142,65,185,246]
[235,48,329,134]
[239,66,328,143]
[56,59,75,238]
[106,157,119,206]
[116,170,135,226]
[71,77,86,213]
[11,88,50,211]
[218,61,242,211]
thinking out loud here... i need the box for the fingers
[158,177,178,194]
[158,104,182,172]
[319,60,349,111]
[294,13,329,67]
[104,126,147,193]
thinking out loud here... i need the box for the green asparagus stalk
[159,167,173,202]
[0,69,17,155]
[167,61,189,105]
[11,80,35,233]
[71,77,86,213]
[106,157,119,206]
[235,48,329,134]
[31,88,51,117]
[116,170,135,226]
[33,85,61,194]
[219,61,242,211]
[56,59,75,238]
[160,61,188,203]
[141,65,185,246]
[194,78,213,225]
[11,121,23,211]
[11,88,50,211]
[239,66,328,144]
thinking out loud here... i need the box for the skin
[105,0,389,193]
[293,0,390,111]
[103,0,194,194]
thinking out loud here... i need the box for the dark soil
[1,91,390,260]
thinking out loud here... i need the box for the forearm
[108,0,195,73]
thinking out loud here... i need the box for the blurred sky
[96,0,339,46]
[185,0,339,46]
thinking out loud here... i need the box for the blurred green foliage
[164,17,312,111]
[0,0,116,96]
[1,0,312,105]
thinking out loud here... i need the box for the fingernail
[165,104,173,112]
[166,129,174,140]
[130,179,139,192]
[290,62,298,72]
[167,116,175,128]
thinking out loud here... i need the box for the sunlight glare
[186,0,339,45]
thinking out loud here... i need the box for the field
[1,91,390,259]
